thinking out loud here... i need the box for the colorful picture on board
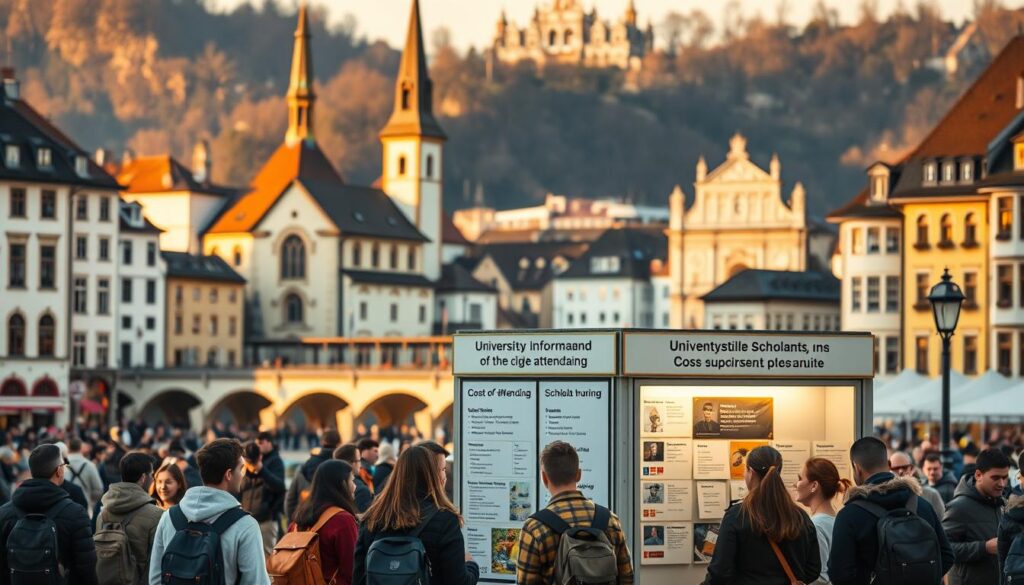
[644,405,664,433]
[509,481,532,521]
[491,528,521,575]
[729,440,770,480]
[694,523,720,564]
[643,441,664,462]
[693,397,773,439]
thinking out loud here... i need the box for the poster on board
[640,387,693,437]
[728,440,770,480]
[640,480,693,521]
[461,380,537,582]
[539,380,611,506]
[693,397,774,439]
[696,481,729,520]
[640,523,693,565]
[774,440,812,499]
[641,439,693,480]
[693,523,721,564]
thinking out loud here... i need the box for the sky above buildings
[212,0,983,52]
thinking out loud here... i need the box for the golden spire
[286,0,315,145]
[379,0,446,140]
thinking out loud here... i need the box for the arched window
[940,214,953,245]
[965,213,978,245]
[564,29,574,45]
[280,235,305,279]
[389,245,399,269]
[426,155,434,179]
[352,241,362,266]
[1,378,26,396]
[285,294,303,324]
[32,379,58,397]
[407,247,417,271]
[398,156,407,176]
[371,243,380,268]
[549,30,557,46]
[7,313,25,356]
[916,215,929,246]
[38,314,54,357]
[401,84,412,110]
[232,246,242,267]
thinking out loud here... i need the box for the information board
[453,332,617,376]
[460,379,612,582]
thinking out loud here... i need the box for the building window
[802,315,811,331]
[866,227,880,253]
[398,156,407,176]
[916,336,929,375]
[964,271,977,307]
[175,286,183,304]
[885,337,899,374]
[963,335,978,375]
[122,241,133,265]
[419,305,427,323]
[567,313,575,325]
[96,333,109,368]
[73,277,87,314]
[999,264,1013,308]
[41,190,55,219]
[359,302,368,320]
[228,289,237,303]
[389,245,399,269]
[146,279,156,304]
[916,273,930,308]
[76,196,87,220]
[36,147,51,168]
[942,161,955,183]
[281,235,305,279]
[145,317,155,330]
[233,246,242,267]
[99,196,110,221]
[885,276,899,313]
[924,162,937,183]
[962,161,973,182]
[192,315,201,334]
[75,236,87,260]
[97,278,110,314]
[999,197,1013,239]
[122,278,133,303]
[37,315,54,357]
[999,332,1012,375]
[147,242,156,267]
[229,317,237,336]
[209,288,217,304]
[39,245,55,289]
[916,215,929,247]
[9,243,25,287]
[1019,263,1024,308]
[227,350,236,367]
[407,248,416,271]
[145,344,155,368]
[7,314,25,356]
[207,349,218,367]
[193,287,200,301]
[426,155,434,179]
[352,242,362,266]
[285,294,303,324]
[851,277,862,312]
[122,316,131,330]
[99,237,110,261]
[371,243,380,267]
[939,214,953,247]
[9,187,25,217]
[964,213,977,246]
[174,315,182,335]
[885,227,899,254]
[852,229,864,254]
[209,316,218,335]
[390,303,398,322]
[72,332,86,366]
[5,145,19,168]
[866,277,880,312]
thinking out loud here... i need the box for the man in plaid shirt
[516,441,634,584]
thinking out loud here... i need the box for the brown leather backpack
[267,506,343,585]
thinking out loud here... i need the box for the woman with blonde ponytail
[704,445,821,585]
[795,457,852,584]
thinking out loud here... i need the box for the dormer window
[5,145,19,168]
[36,147,51,168]
[590,256,621,274]
[942,161,955,183]
[924,161,937,183]
[74,155,88,177]
[961,161,973,182]
[1015,141,1024,171]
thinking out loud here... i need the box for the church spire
[379,0,446,140]
[286,1,315,145]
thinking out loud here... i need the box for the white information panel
[461,380,538,582]
[539,380,611,507]
[453,333,617,376]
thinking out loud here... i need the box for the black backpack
[1005,531,1024,583]
[850,494,942,585]
[365,508,438,585]
[159,505,249,585]
[530,505,618,585]
[6,499,74,585]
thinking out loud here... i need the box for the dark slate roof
[479,241,589,290]
[343,269,434,288]
[437,262,496,293]
[162,252,246,284]
[305,180,427,242]
[0,92,120,189]
[119,214,163,235]
[826,189,902,221]
[557,228,667,280]
[702,269,840,303]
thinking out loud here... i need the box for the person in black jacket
[286,429,340,521]
[998,494,1024,584]
[0,444,98,585]
[239,441,286,555]
[353,445,478,585]
[704,445,820,585]
[942,448,1009,585]
[829,437,954,585]
[257,431,286,520]
[334,444,374,513]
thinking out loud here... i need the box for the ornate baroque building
[493,0,653,71]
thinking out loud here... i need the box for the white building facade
[117,201,166,369]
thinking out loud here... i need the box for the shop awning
[0,396,65,412]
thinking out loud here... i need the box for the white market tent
[955,378,1024,419]
[915,369,1015,419]
[872,369,931,416]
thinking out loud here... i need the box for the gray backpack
[530,505,618,585]
[94,506,143,585]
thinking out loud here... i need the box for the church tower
[286,1,315,145]
[380,0,446,281]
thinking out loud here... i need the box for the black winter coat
[285,446,334,521]
[261,449,286,517]
[0,479,98,585]
[829,473,955,585]
[703,502,821,585]
[942,475,1004,585]
[931,470,960,504]
[353,500,479,585]
[238,463,286,523]
[372,462,394,493]
[998,494,1024,584]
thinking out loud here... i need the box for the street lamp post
[927,268,965,469]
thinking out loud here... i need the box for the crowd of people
[2,420,1024,584]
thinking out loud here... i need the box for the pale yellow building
[163,252,246,368]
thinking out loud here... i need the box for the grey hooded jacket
[942,475,1005,585]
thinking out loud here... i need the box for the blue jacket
[829,472,955,585]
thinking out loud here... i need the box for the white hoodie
[148,486,270,585]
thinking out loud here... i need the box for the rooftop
[702,269,840,303]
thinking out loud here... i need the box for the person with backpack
[829,437,954,585]
[352,445,478,585]
[147,438,269,585]
[333,445,374,514]
[270,460,359,585]
[68,438,104,519]
[999,491,1024,584]
[286,430,341,522]
[705,446,820,585]
[95,451,165,585]
[0,443,98,585]
[239,441,286,556]
[516,441,632,585]
[942,448,1010,585]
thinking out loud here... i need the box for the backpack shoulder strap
[410,507,439,539]
[168,505,188,531]
[849,498,888,519]
[591,505,611,532]
[530,509,570,536]
[311,507,344,534]
[210,507,249,535]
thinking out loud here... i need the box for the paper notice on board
[813,441,853,479]
[539,380,610,506]
[640,522,693,565]
[640,387,693,437]
[693,523,721,564]
[729,480,749,501]
[693,441,729,480]
[696,481,729,520]
[773,440,811,496]
[641,480,692,521]
[641,439,692,480]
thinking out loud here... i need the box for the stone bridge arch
[278,391,350,437]
[137,388,203,428]
[206,389,275,430]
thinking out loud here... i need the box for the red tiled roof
[116,155,230,195]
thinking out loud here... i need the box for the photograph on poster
[641,480,693,521]
[641,523,694,565]
[643,441,664,462]
[729,440,770,480]
[641,439,692,480]
[643,482,665,504]
[643,525,665,545]
[694,523,721,564]
[509,481,532,521]
[640,387,693,437]
[644,405,664,433]
[693,397,774,439]
[490,528,520,575]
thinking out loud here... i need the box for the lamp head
[928,268,965,338]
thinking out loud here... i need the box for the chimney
[2,67,18,101]
[192,139,211,184]
[121,148,135,166]
[94,148,113,168]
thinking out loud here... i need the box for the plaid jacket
[516,490,634,585]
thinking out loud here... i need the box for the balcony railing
[243,336,453,370]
